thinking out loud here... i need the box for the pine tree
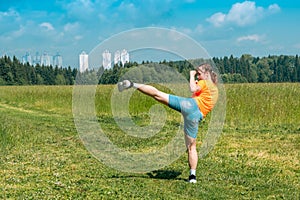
[295,55,299,82]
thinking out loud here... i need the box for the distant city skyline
[79,49,130,72]
[21,51,63,67]
[101,49,130,69]
[20,49,130,71]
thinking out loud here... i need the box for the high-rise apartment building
[102,50,112,69]
[121,49,129,66]
[53,53,63,67]
[41,52,51,66]
[114,49,129,66]
[33,52,41,66]
[22,52,32,65]
[114,50,121,65]
[79,51,89,72]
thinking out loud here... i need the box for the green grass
[0,83,299,199]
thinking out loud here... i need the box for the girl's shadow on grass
[109,170,185,181]
[146,170,183,180]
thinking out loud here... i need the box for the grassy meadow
[0,83,299,199]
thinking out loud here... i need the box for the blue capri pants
[168,95,203,138]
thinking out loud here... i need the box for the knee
[187,142,197,153]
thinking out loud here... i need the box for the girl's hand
[190,70,197,77]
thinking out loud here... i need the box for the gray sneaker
[117,80,133,92]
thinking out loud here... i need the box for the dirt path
[0,102,63,118]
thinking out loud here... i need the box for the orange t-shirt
[192,80,218,117]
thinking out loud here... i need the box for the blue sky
[0,0,299,68]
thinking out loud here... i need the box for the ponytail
[211,71,218,84]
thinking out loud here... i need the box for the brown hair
[197,63,218,84]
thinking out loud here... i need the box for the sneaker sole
[117,82,124,92]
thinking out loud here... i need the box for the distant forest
[0,54,299,85]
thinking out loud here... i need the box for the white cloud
[40,22,54,31]
[195,24,204,34]
[0,8,20,19]
[64,22,80,32]
[11,25,25,38]
[117,2,137,20]
[65,0,95,20]
[206,12,226,27]
[0,25,25,41]
[226,1,264,26]
[171,25,201,37]
[237,34,263,42]
[207,1,280,27]
[180,27,193,35]
[268,4,281,14]
[74,35,83,41]
[0,8,21,33]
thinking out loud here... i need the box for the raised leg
[135,83,169,105]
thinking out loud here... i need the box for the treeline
[0,56,77,85]
[63,54,300,84]
[0,54,299,86]
[214,54,300,83]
